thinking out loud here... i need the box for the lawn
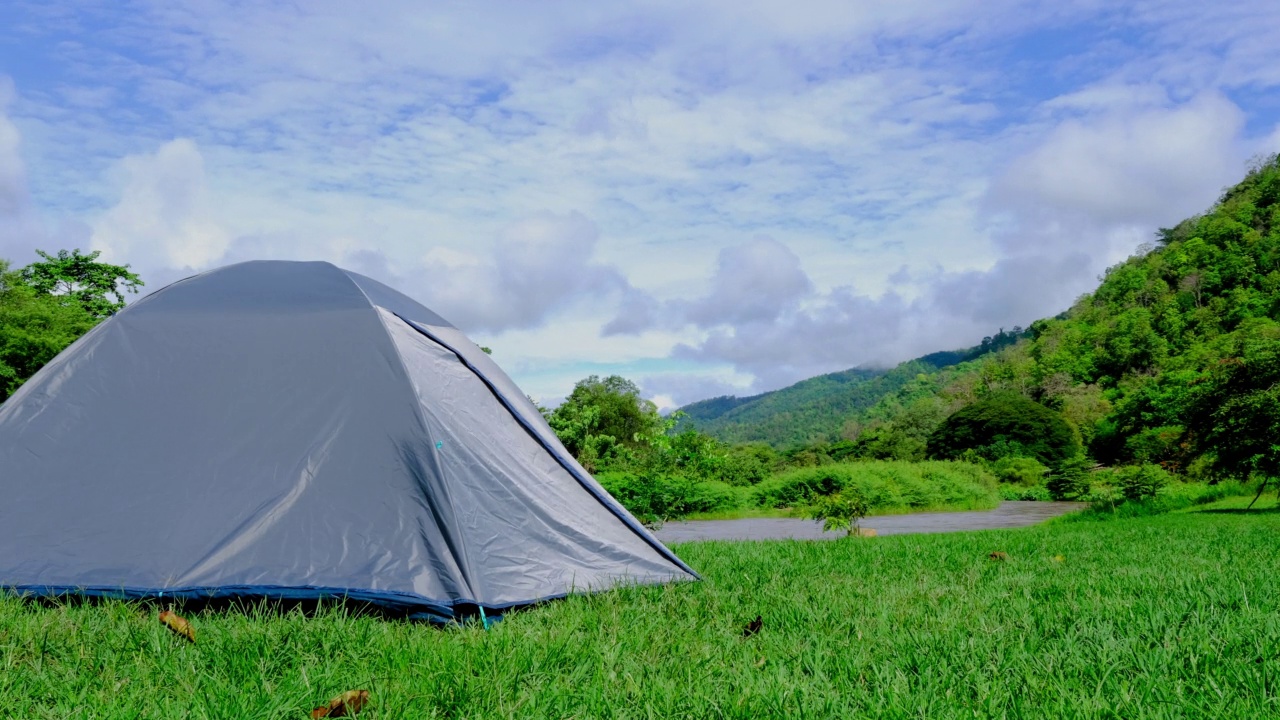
[4,508,1279,718]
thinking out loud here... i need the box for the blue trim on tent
[3,583,605,623]
[396,315,700,580]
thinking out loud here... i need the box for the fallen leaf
[158,610,195,643]
[988,552,1009,562]
[311,690,370,719]
[855,528,877,538]
[1052,555,1065,563]
[742,615,763,638]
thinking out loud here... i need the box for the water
[653,501,1086,543]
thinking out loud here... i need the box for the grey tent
[0,260,696,620]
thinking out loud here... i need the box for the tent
[0,260,696,620]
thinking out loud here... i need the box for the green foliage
[546,375,664,471]
[678,357,963,448]
[807,489,871,536]
[594,471,746,523]
[0,259,99,403]
[752,460,998,512]
[991,456,1048,486]
[1046,455,1093,501]
[1115,463,1173,501]
[1065,479,1260,520]
[926,392,1081,469]
[1180,318,1280,481]
[21,248,142,319]
[719,442,778,486]
[999,484,1053,501]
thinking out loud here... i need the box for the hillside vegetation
[685,155,1280,491]
[681,339,1020,447]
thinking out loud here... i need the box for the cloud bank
[2,1,1279,404]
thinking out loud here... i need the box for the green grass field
[5,507,1279,718]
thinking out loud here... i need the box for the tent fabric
[0,260,695,621]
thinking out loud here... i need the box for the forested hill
[699,155,1280,476]
[678,335,1021,447]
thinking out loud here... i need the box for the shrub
[991,457,1048,486]
[808,489,871,536]
[1064,479,1260,521]
[927,392,1081,469]
[1046,455,1092,500]
[752,460,998,512]
[1116,463,1172,501]
[596,471,747,522]
[999,485,1052,501]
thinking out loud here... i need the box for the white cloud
[0,78,26,218]
[90,138,230,273]
[3,1,1280,406]
[407,212,633,333]
[992,92,1245,233]
[678,236,813,328]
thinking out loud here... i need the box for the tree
[807,488,871,537]
[547,375,664,471]
[0,260,98,402]
[21,249,142,319]
[926,392,1081,469]
[1181,320,1280,504]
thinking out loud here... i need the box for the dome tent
[0,260,696,621]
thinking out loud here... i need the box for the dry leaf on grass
[311,690,370,718]
[988,552,1009,562]
[742,615,763,638]
[158,610,195,642]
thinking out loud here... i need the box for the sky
[2,1,1279,408]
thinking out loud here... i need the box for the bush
[991,457,1048,486]
[927,392,1081,469]
[808,489,871,536]
[752,460,998,512]
[1065,479,1260,521]
[596,471,747,522]
[999,485,1052,501]
[1046,455,1092,500]
[1116,463,1172,501]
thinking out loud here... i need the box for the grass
[5,510,1280,718]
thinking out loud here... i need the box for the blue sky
[2,1,1279,407]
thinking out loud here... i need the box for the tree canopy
[545,375,665,471]
[925,392,1081,469]
[21,249,142,319]
[0,259,98,402]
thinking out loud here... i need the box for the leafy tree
[1115,463,1172,501]
[547,375,663,471]
[1181,319,1280,502]
[720,443,778,486]
[21,249,142,319]
[926,392,1081,469]
[0,260,98,402]
[807,489,871,537]
[1046,455,1093,501]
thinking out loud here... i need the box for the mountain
[682,154,1280,469]
[678,340,1014,447]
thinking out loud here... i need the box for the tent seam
[390,314,699,579]
[334,268,484,602]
